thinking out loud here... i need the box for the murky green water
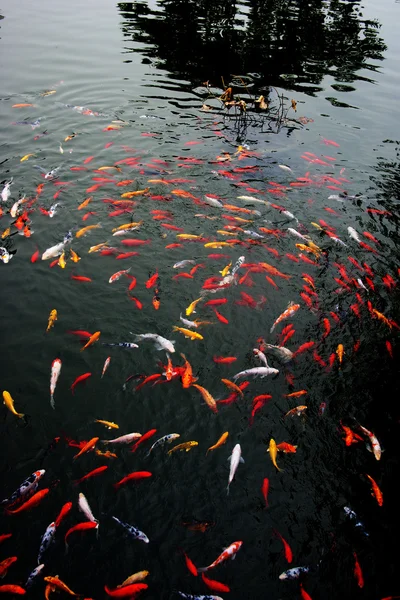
[0,0,399,599]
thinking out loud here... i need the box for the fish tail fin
[197,567,206,573]
[113,483,120,490]
[226,485,230,496]
[50,396,55,409]
[17,413,25,419]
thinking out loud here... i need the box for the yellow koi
[111,221,143,233]
[204,241,231,248]
[20,153,36,162]
[295,243,320,258]
[219,262,232,277]
[77,196,92,210]
[185,297,203,316]
[88,242,109,253]
[97,165,122,172]
[168,441,198,455]
[41,90,57,96]
[217,230,236,236]
[310,222,323,230]
[70,249,81,263]
[120,188,149,198]
[1,227,11,239]
[47,309,57,332]
[172,327,203,341]
[268,438,282,472]
[95,419,119,430]
[58,251,67,269]
[75,223,102,238]
[3,391,24,419]
[206,432,229,455]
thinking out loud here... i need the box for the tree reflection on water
[117,0,386,95]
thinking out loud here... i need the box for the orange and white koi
[284,405,307,418]
[358,425,381,460]
[109,267,131,283]
[197,540,243,571]
[270,302,300,332]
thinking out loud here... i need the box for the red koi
[30,249,40,263]
[172,273,193,280]
[261,478,269,507]
[114,471,152,489]
[121,239,151,247]
[183,551,198,576]
[130,429,157,452]
[201,573,230,593]
[213,356,237,363]
[6,489,49,515]
[71,275,92,282]
[0,534,12,545]
[348,256,363,271]
[313,351,327,368]
[292,341,315,358]
[65,521,98,547]
[67,330,92,339]
[386,340,393,358]
[70,372,92,393]
[145,271,159,289]
[273,530,293,563]
[353,552,364,588]
[212,308,229,324]
[129,296,143,309]
[74,466,108,485]
[249,395,272,425]
[55,502,73,528]
[281,329,295,347]
[300,583,313,600]
[116,252,140,260]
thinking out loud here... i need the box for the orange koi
[181,353,195,388]
[206,432,229,455]
[73,437,99,460]
[221,379,244,397]
[336,344,345,364]
[192,384,218,413]
[366,474,383,506]
[80,331,101,351]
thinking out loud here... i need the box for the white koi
[50,358,62,409]
[226,444,244,495]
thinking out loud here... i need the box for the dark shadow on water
[117,0,387,96]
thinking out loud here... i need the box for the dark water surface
[1,0,400,598]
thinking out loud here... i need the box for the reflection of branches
[199,78,310,140]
